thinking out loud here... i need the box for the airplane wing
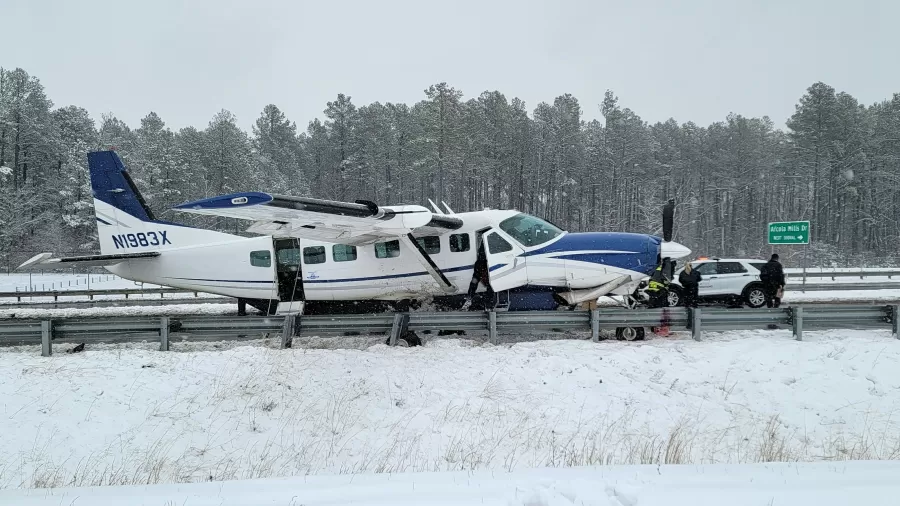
[17,252,160,270]
[172,192,463,244]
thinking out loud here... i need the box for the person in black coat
[678,262,702,308]
[759,253,786,308]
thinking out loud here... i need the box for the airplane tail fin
[90,150,156,224]
[89,150,237,255]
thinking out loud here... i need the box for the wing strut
[399,234,457,293]
[427,199,444,215]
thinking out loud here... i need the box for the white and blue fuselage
[25,151,690,313]
[98,200,674,310]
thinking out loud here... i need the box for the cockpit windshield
[499,213,564,247]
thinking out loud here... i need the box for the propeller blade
[662,199,675,242]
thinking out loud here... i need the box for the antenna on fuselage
[427,199,444,215]
[442,201,455,215]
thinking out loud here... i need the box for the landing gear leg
[237,298,247,316]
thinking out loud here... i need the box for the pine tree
[323,94,358,200]
[51,105,98,250]
[251,104,304,195]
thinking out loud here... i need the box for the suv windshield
[499,213,564,247]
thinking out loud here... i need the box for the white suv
[668,258,771,308]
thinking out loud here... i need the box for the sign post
[768,221,811,289]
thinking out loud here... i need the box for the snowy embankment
[3,461,899,506]
[0,302,236,319]
[1,329,898,490]
[0,273,229,308]
[0,272,149,292]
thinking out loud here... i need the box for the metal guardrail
[1,305,897,356]
[784,281,900,291]
[0,287,218,301]
[3,267,900,303]
[786,270,900,279]
[3,280,900,306]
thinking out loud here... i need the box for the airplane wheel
[384,331,423,347]
[615,327,645,341]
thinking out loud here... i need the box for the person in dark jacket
[461,240,494,310]
[759,254,786,308]
[678,262,702,308]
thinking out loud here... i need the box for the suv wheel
[744,285,766,308]
[667,286,683,307]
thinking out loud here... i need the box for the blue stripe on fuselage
[303,263,504,284]
[527,232,660,276]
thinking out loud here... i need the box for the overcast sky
[4,0,898,132]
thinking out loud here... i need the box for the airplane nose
[660,241,691,259]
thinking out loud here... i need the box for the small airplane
[19,150,691,315]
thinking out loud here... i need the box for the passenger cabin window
[750,262,767,272]
[415,236,441,254]
[249,250,271,268]
[717,262,747,274]
[694,263,717,276]
[332,244,357,262]
[375,240,401,259]
[450,233,470,252]
[487,232,513,253]
[274,239,301,273]
[499,213,563,247]
[303,246,326,264]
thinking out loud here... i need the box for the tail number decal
[112,231,171,249]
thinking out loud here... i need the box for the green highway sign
[768,221,810,245]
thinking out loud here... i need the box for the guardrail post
[388,313,409,346]
[590,309,600,342]
[792,307,803,341]
[41,320,52,357]
[488,311,498,344]
[892,305,899,340]
[691,307,702,341]
[159,316,170,351]
[281,315,296,349]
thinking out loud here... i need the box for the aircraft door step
[493,290,510,311]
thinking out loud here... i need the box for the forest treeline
[1,66,899,269]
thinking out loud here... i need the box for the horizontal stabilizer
[16,252,160,271]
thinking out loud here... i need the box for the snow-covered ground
[3,460,899,505]
[0,272,142,292]
[783,289,900,303]
[1,329,898,491]
[0,302,237,319]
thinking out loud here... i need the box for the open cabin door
[274,238,305,314]
[481,230,528,292]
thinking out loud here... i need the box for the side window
[450,233,470,252]
[415,236,441,254]
[487,232,513,254]
[303,246,326,264]
[750,262,767,272]
[717,262,747,274]
[249,250,271,267]
[694,263,717,276]
[332,244,357,262]
[374,240,401,259]
[276,248,300,270]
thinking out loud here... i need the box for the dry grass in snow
[1,328,899,489]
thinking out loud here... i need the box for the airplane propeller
[662,198,675,242]
[658,198,690,266]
